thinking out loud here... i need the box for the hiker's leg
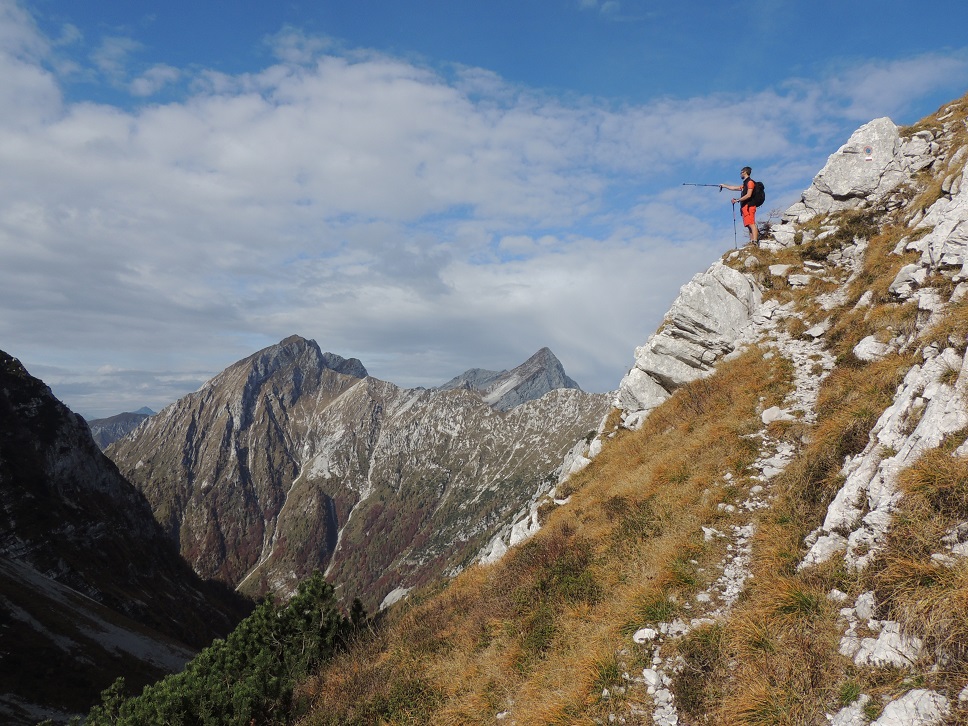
[742,205,757,244]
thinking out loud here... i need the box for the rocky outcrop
[613,261,762,429]
[108,337,609,610]
[771,116,937,245]
[582,97,968,725]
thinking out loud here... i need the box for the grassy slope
[292,92,968,725]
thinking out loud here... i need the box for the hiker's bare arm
[720,183,741,191]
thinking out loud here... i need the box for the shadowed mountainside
[0,351,250,724]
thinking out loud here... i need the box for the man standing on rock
[721,167,759,246]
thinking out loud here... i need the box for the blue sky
[4,0,968,417]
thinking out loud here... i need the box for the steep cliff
[108,337,609,610]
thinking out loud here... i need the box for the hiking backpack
[750,179,766,207]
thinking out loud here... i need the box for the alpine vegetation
[285,90,968,725]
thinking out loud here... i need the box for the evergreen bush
[84,573,360,725]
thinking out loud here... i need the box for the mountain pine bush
[82,573,360,726]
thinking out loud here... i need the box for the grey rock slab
[873,690,949,726]
[614,261,761,428]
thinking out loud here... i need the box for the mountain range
[106,337,610,611]
[18,87,968,726]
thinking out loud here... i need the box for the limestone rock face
[613,261,762,428]
[772,117,936,245]
[108,336,608,610]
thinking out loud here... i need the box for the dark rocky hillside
[0,350,250,724]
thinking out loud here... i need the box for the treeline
[77,573,367,725]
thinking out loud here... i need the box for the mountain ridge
[439,346,582,411]
[107,338,609,610]
[282,92,968,724]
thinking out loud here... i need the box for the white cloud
[129,63,179,96]
[818,53,968,121]
[267,26,336,64]
[2,2,968,417]
[90,34,142,78]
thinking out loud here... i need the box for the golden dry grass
[292,95,968,724]
[296,346,793,725]
[693,354,913,725]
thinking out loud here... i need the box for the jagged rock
[614,261,761,429]
[889,263,928,299]
[771,118,935,246]
[802,348,968,571]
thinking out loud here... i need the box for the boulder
[872,690,949,726]
[853,336,893,362]
[773,118,935,245]
[614,261,761,428]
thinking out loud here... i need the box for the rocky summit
[107,337,609,611]
[439,346,581,411]
[0,351,248,725]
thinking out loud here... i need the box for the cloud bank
[2,2,967,417]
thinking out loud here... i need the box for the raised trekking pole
[732,201,738,249]
[682,183,723,189]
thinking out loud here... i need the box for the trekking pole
[732,201,738,249]
[682,183,723,189]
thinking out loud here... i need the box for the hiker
[721,167,760,246]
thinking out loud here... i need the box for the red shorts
[741,204,756,227]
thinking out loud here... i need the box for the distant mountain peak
[206,336,367,397]
[320,351,368,379]
[440,347,580,411]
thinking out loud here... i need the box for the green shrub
[85,573,358,725]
